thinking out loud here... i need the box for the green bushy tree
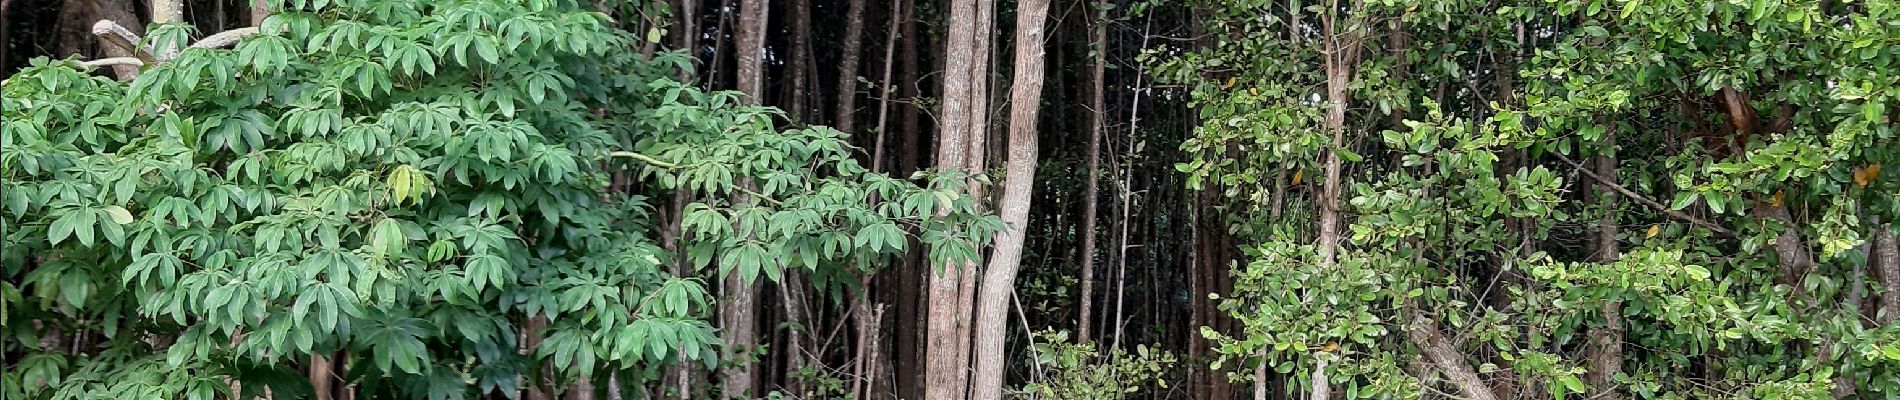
[0,0,995,398]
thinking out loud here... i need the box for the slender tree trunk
[1307,4,1362,397]
[779,274,811,397]
[785,0,812,122]
[968,0,1049,395]
[524,316,554,400]
[1588,131,1623,399]
[1076,0,1107,345]
[723,1,768,397]
[926,0,986,397]
[833,0,869,133]
[309,354,333,400]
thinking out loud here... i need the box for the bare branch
[190,27,261,50]
[80,57,146,68]
[1553,152,1736,236]
[91,20,155,62]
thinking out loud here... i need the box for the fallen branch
[91,20,155,62]
[1552,152,1736,236]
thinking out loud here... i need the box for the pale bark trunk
[967,0,1049,395]
[925,0,984,397]
[1308,4,1360,397]
[1406,307,1502,400]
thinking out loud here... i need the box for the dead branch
[91,20,155,62]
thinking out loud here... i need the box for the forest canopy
[2,0,1898,399]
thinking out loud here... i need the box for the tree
[968,0,1050,396]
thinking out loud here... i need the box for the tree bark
[1308,2,1364,397]
[784,0,812,122]
[1075,0,1106,345]
[250,0,269,26]
[1874,224,1899,325]
[722,1,768,397]
[86,0,144,80]
[309,354,333,400]
[926,0,989,397]
[968,0,1049,396]
[1587,132,1623,400]
[1406,306,1503,400]
[833,0,870,133]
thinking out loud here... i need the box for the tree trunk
[1076,0,1106,345]
[151,0,182,24]
[1308,6,1362,398]
[784,0,812,122]
[1874,224,1899,324]
[1407,305,1503,400]
[926,0,989,397]
[309,354,333,400]
[967,0,1048,396]
[723,3,768,397]
[250,0,269,26]
[721,272,761,399]
[87,0,144,80]
[1587,131,1623,399]
[833,0,870,134]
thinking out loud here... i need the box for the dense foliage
[0,0,995,398]
[1159,0,1900,398]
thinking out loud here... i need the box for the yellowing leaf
[1320,342,1339,353]
[102,205,135,225]
[1248,87,1259,96]
[1854,164,1880,188]
[1291,169,1304,186]
[1645,225,1660,238]
[1224,77,1237,88]
[1771,190,1784,208]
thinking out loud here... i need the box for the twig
[1552,152,1734,236]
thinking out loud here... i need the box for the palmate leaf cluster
[1155,0,1900,398]
[0,0,994,398]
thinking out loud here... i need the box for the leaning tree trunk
[967,0,1049,396]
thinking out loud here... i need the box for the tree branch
[1552,152,1735,236]
[80,57,145,68]
[91,20,155,62]
[188,27,260,50]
